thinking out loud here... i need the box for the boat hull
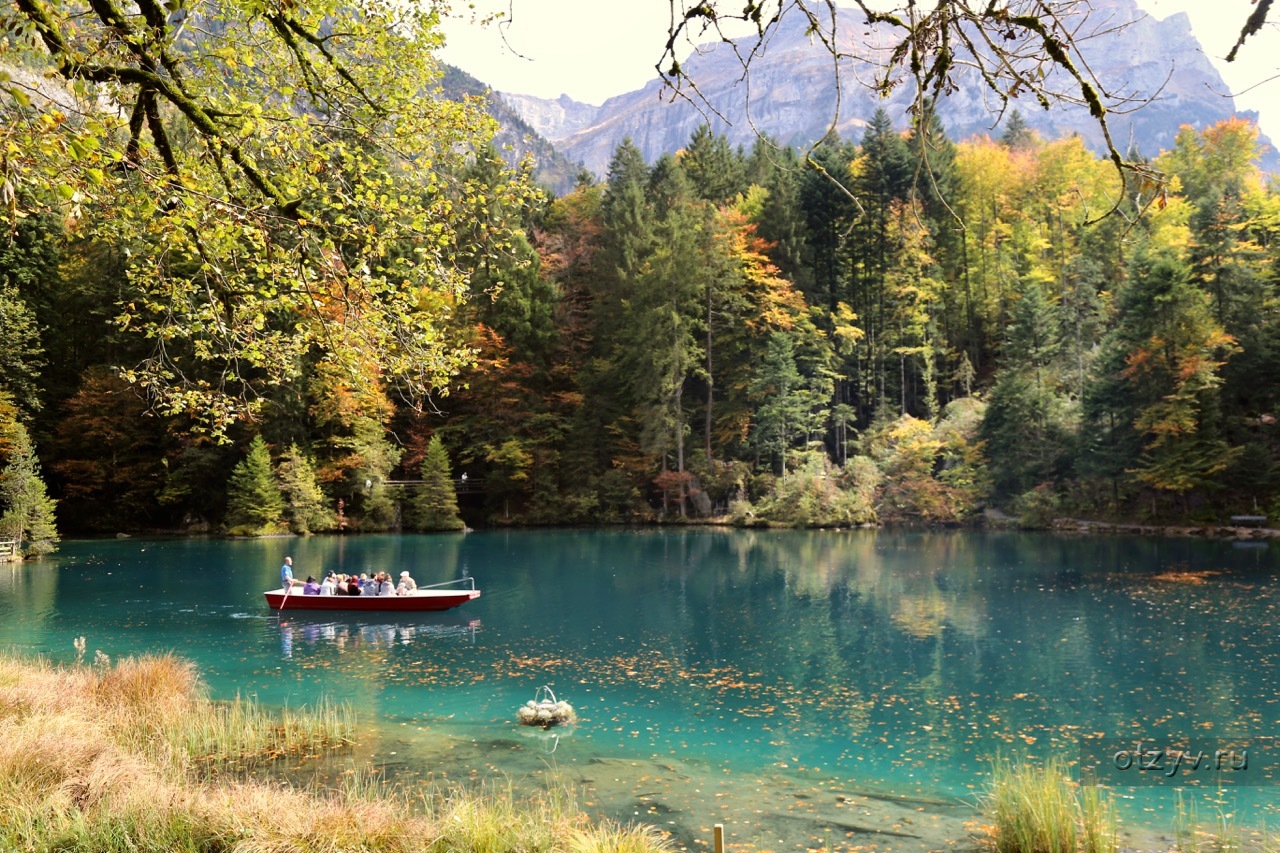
[264,588,480,612]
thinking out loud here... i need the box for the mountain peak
[501,1,1273,175]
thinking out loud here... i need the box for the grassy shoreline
[0,652,668,852]
[9,651,1280,852]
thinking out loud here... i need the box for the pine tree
[276,443,335,534]
[799,137,857,311]
[461,145,560,366]
[0,282,45,419]
[627,154,710,512]
[981,280,1073,497]
[407,436,464,531]
[750,333,809,477]
[851,109,914,413]
[745,137,811,292]
[1000,110,1035,150]
[1120,251,1240,509]
[225,435,285,534]
[0,421,59,556]
[681,123,747,205]
[1081,247,1240,515]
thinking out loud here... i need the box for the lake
[2,529,1277,850]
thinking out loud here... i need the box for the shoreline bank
[1051,517,1280,540]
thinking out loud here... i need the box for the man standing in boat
[280,556,297,594]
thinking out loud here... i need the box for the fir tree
[799,137,857,311]
[0,282,46,419]
[1119,251,1240,509]
[681,123,747,205]
[348,417,401,531]
[981,281,1072,497]
[225,435,285,534]
[1081,247,1240,515]
[746,137,811,292]
[1005,280,1062,390]
[276,443,335,534]
[853,108,914,410]
[407,436,464,531]
[461,145,560,366]
[981,369,1074,496]
[625,154,711,513]
[1000,110,1035,150]
[750,333,808,477]
[0,421,59,556]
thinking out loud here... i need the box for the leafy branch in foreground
[1,0,540,436]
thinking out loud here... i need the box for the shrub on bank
[1011,483,1062,529]
[732,451,877,528]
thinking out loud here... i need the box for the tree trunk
[705,283,714,464]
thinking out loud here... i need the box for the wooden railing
[384,478,486,494]
[0,539,17,559]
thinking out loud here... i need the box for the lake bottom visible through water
[3,529,1280,850]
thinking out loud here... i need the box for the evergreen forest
[2,7,1279,541]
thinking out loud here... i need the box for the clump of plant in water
[981,755,1116,853]
[1173,789,1250,853]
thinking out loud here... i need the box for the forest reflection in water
[2,530,1278,850]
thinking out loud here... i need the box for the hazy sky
[438,1,1280,139]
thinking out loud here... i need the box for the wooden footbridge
[384,478,485,495]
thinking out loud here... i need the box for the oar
[278,582,290,612]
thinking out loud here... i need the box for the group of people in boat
[280,556,417,597]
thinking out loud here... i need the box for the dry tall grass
[0,652,669,853]
[981,756,1116,853]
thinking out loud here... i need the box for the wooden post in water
[713,823,724,853]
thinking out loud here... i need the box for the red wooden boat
[264,577,480,612]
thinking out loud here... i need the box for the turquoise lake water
[2,529,1278,850]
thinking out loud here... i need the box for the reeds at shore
[0,651,669,852]
[981,756,1117,853]
[980,755,1280,853]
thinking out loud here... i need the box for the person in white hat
[397,571,417,595]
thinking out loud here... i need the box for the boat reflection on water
[277,612,480,658]
[519,722,575,755]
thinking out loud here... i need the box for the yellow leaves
[2,0,533,437]
[831,302,864,355]
[5,85,31,108]
[1150,570,1222,584]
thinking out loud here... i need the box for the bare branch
[658,1,1163,224]
[1227,0,1273,62]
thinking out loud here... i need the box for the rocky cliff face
[438,65,582,195]
[502,0,1273,176]
[498,92,601,145]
